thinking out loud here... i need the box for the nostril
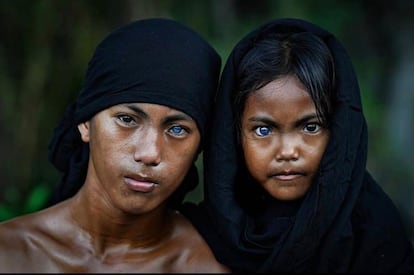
[133,139,162,166]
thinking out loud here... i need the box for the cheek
[90,140,118,178]
[306,135,330,172]
[242,139,268,179]
[91,131,118,154]
[89,125,127,169]
[167,139,200,180]
[164,154,195,194]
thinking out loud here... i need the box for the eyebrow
[124,104,194,124]
[248,113,319,127]
[124,104,149,119]
[248,116,278,127]
[294,114,319,127]
[163,114,194,125]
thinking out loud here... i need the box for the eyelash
[303,122,322,134]
[254,126,271,137]
[252,122,322,137]
[167,125,189,137]
[117,114,136,126]
[116,114,190,137]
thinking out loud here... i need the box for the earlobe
[78,122,90,142]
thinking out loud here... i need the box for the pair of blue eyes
[254,123,321,136]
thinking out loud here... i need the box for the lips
[124,176,157,192]
[270,170,304,181]
[273,173,301,181]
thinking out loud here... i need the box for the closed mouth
[124,175,158,192]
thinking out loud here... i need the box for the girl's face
[241,76,330,201]
[78,103,200,214]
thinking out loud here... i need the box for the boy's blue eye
[255,126,271,136]
[169,125,186,136]
[171,126,182,133]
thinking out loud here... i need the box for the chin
[268,189,307,201]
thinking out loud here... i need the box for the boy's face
[78,103,200,214]
[240,76,330,201]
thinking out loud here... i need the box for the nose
[133,128,162,166]
[275,134,299,162]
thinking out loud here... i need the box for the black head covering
[181,18,414,273]
[48,18,221,207]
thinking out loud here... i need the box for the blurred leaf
[0,204,17,221]
[23,184,51,214]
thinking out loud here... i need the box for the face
[241,76,330,201]
[78,103,200,214]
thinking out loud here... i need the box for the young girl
[182,18,414,273]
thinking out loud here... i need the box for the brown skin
[0,103,230,273]
[241,76,330,201]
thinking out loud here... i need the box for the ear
[78,121,91,142]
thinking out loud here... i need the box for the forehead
[246,77,313,107]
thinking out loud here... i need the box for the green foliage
[0,184,51,222]
[0,204,16,221]
[23,183,51,214]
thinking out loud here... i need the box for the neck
[68,184,174,254]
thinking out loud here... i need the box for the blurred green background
[1,0,413,242]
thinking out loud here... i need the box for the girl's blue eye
[255,126,271,137]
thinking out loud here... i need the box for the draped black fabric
[48,18,221,207]
[180,18,414,273]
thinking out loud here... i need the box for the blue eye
[255,126,271,137]
[169,125,187,136]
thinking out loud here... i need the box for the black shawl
[181,18,414,273]
[47,18,221,208]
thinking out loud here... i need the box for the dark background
[1,0,413,242]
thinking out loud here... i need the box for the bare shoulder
[0,211,44,270]
[0,208,51,249]
[170,211,230,273]
[0,214,27,250]
[0,202,71,272]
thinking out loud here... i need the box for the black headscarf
[181,18,414,273]
[48,18,221,208]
